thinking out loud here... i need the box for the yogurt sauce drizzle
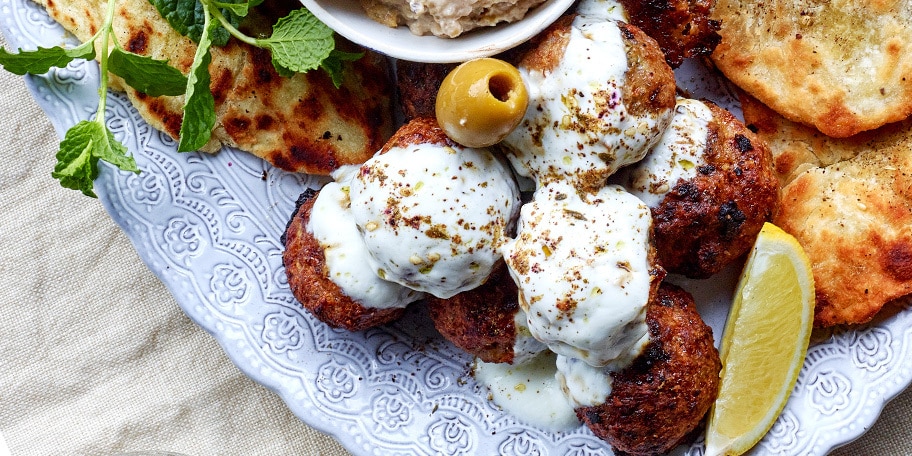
[307,166,425,309]
[348,142,520,299]
[501,14,672,193]
[501,181,655,368]
[473,351,580,431]
[574,0,628,21]
[624,97,714,208]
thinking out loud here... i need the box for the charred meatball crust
[378,116,456,153]
[616,21,678,125]
[282,190,406,331]
[426,265,521,364]
[619,0,721,68]
[396,60,457,120]
[652,101,779,278]
[577,282,721,456]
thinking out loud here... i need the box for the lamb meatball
[620,97,779,278]
[396,60,456,120]
[282,186,423,331]
[499,14,676,194]
[502,181,665,368]
[427,264,545,364]
[618,0,721,68]
[347,117,521,299]
[574,282,721,455]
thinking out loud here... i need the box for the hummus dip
[360,0,548,38]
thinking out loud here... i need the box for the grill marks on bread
[35,0,395,175]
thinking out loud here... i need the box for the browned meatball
[577,282,721,456]
[426,265,538,364]
[282,190,406,331]
[619,0,721,68]
[622,99,780,278]
[396,60,457,120]
[500,14,678,194]
[517,14,676,122]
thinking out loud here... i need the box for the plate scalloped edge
[3,1,912,455]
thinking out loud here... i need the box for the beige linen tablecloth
[0,33,910,456]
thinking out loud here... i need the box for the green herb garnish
[177,0,218,152]
[0,0,346,196]
[1,0,154,196]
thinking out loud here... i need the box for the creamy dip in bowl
[360,0,548,38]
[299,0,576,62]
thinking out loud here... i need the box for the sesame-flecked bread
[34,0,395,175]
[711,0,912,138]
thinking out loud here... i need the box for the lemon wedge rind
[704,222,815,456]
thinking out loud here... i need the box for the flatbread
[744,95,912,327]
[34,0,396,175]
[741,93,901,187]
[711,0,912,138]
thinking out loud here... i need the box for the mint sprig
[161,0,353,152]
[0,0,184,196]
[1,0,349,196]
[108,48,188,97]
[147,0,233,46]
[0,40,96,75]
[256,8,334,75]
[52,120,135,197]
[155,0,350,86]
[178,2,218,152]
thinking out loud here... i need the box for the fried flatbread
[744,95,912,327]
[34,0,395,175]
[711,0,912,138]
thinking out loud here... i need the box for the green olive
[435,58,529,148]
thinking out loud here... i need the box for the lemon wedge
[704,222,815,456]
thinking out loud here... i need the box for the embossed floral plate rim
[3,1,912,455]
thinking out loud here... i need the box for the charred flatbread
[711,0,912,138]
[33,0,395,175]
[743,94,912,327]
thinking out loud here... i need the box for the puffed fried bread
[744,95,912,327]
[33,0,395,175]
[711,0,912,138]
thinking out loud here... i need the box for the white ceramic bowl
[300,0,577,63]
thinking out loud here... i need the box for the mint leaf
[108,48,187,96]
[0,40,95,75]
[211,0,254,17]
[52,120,138,197]
[177,8,217,152]
[320,50,362,88]
[256,8,334,74]
[272,60,295,79]
[148,0,231,46]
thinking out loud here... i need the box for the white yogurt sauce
[348,142,520,299]
[512,306,547,364]
[474,350,580,431]
[555,354,613,408]
[501,181,655,367]
[307,166,425,309]
[501,15,673,193]
[624,97,714,208]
